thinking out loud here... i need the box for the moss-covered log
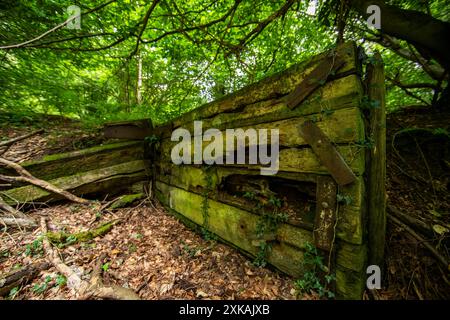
[2,160,149,205]
[0,141,144,183]
[46,219,120,246]
[108,193,145,209]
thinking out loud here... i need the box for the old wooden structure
[1,42,386,299]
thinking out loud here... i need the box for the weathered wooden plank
[0,141,144,181]
[335,266,366,300]
[314,176,337,251]
[157,74,363,139]
[336,242,367,273]
[366,52,387,267]
[104,119,152,140]
[155,181,311,276]
[155,176,316,230]
[163,42,358,129]
[2,160,149,204]
[285,54,347,109]
[299,120,357,185]
[164,106,364,147]
[160,142,365,176]
[155,162,365,244]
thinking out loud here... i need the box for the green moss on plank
[109,193,145,209]
[4,141,145,181]
[336,242,367,272]
[2,160,148,204]
[156,181,310,277]
[31,141,142,164]
[46,219,120,246]
[335,266,366,300]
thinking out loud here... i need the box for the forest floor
[0,117,299,300]
[0,110,449,300]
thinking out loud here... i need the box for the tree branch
[0,158,89,205]
[0,0,117,50]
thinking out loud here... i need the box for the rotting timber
[0,42,386,299]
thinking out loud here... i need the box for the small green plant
[0,250,10,259]
[337,194,353,205]
[295,242,335,299]
[243,191,256,200]
[65,235,78,246]
[69,205,81,213]
[25,238,43,257]
[32,275,52,295]
[13,263,22,270]
[55,275,67,287]
[145,134,160,145]
[132,233,143,240]
[8,287,20,299]
[102,262,110,272]
[253,195,288,266]
[128,243,137,253]
[253,241,271,267]
[181,241,201,258]
[201,227,217,241]
[356,137,375,149]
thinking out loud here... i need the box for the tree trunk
[350,0,450,69]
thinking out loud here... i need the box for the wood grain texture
[298,120,357,185]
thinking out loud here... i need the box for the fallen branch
[79,253,141,300]
[0,195,36,229]
[387,214,449,270]
[40,217,86,293]
[0,216,37,229]
[0,129,44,148]
[0,195,27,219]
[0,261,50,296]
[40,218,140,300]
[387,204,434,238]
[0,157,89,204]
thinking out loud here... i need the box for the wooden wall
[151,42,386,299]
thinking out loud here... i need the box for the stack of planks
[0,42,385,300]
[0,141,150,205]
[152,42,385,299]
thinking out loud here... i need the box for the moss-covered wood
[46,219,120,246]
[160,142,365,176]
[156,181,310,276]
[0,141,144,182]
[109,193,145,209]
[154,162,365,244]
[156,74,363,139]
[158,42,359,131]
[366,53,387,267]
[2,160,149,204]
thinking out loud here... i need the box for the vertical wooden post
[366,52,386,267]
[314,176,337,252]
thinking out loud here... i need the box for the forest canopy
[0,0,449,125]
